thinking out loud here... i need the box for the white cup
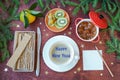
[49,41,74,67]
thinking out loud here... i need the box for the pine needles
[0,0,19,62]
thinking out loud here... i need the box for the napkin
[83,50,103,70]
[7,33,32,69]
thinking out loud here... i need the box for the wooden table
[0,0,120,80]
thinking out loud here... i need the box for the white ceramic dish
[43,35,80,72]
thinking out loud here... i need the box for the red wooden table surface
[0,0,120,80]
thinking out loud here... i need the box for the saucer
[43,35,80,72]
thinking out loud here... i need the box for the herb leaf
[24,14,29,28]
[29,10,43,17]
[29,2,38,10]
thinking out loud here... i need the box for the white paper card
[83,50,103,70]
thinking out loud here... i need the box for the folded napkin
[7,34,32,69]
[83,50,103,70]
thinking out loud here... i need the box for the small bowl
[45,8,70,32]
[49,41,74,67]
[75,18,99,42]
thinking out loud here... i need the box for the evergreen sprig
[106,38,120,59]
[0,0,19,62]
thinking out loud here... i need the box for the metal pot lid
[89,11,108,29]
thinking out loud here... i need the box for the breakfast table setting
[0,0,120,80]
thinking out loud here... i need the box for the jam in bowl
[75,18,99,42]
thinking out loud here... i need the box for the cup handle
[75,56,80,60]
[92,35,100,43]
[75,18,83,26]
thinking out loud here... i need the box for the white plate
[43,35,80,72]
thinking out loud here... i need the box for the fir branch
[24,0,29,4]
[0,0,19,62]
[92,0,99,8]
[60,0,66,7]
[51,0,56,5]
[72,6,80,15]
[37,0,44,9]
[64,1,78,7]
